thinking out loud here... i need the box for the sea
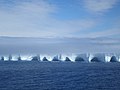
[0,62,120,90]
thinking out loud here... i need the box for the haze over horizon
[0,0,120,55]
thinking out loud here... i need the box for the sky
[0,0,120,55]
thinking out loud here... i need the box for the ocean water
[0,62,120,90]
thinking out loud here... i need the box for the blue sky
[0,0,120,54]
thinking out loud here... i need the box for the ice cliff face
[0,53,120,62]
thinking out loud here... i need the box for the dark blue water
[0,62,120,90]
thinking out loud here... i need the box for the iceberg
[0,53,120,63]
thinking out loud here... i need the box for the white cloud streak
[78,28,120,38]
[84,0,118,14]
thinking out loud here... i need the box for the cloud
[0,0,56,19]
[77,28,120,38]
[84,0,118,14]
[0,37,119,55]
[0,0,56,36]
[0,0,119,39]
[0,0,96,38]
[0,0,120,55]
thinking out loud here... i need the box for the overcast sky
[0,0,120,55]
